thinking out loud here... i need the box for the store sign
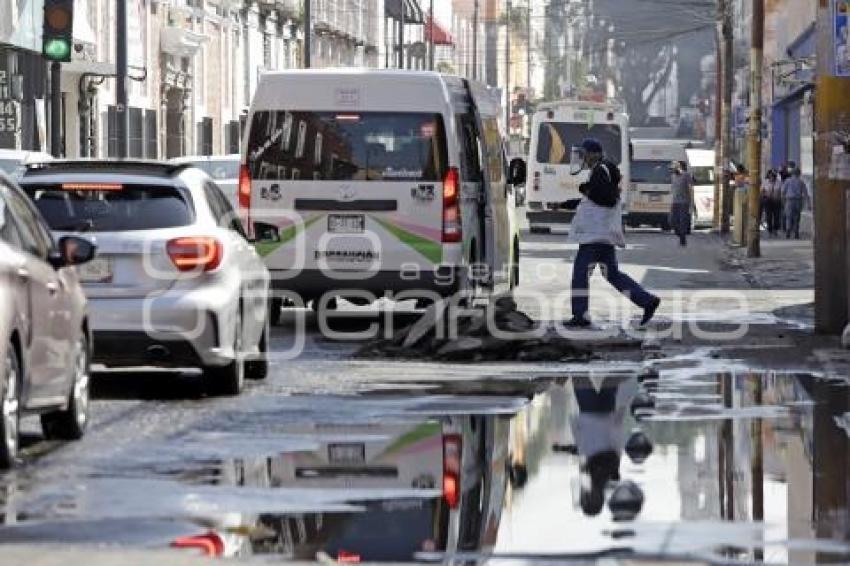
[836,0,850,77]
[0,71,17,134]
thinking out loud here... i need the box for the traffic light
[42,0,74,63]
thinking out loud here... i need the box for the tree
[613,43,676,126]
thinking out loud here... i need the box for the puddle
[0,373,849,564]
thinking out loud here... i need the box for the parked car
[169,155,240,210]
[0,149,53,176]
[18,161,271,396]
[0,172,97,467]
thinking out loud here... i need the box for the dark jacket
[579,159,621,208]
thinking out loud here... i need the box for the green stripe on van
[373,217,442,264]
[254,215,323,257]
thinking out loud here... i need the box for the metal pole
[472,0,479,80]
[719,0,733,234]
[713,23,723,230]
[116,0,128,158]
[399,5,405,68]
[746,0,763,257]
[428,0,435,70]
[50,62,62,158]
[526,1,531,98]
[814,0,850,333]
[304,0,312,67]
[505,0,511,129]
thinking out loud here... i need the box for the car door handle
[46,281,59,295]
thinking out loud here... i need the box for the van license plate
[649,194,662,202]
[78,257,113,283]
[328,214,365,233]
[328,443,365,464]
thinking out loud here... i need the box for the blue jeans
[571,243,656,321]
[785,198,803,238]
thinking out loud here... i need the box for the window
[536,123,623,165]
[691,166,714,185]
[0,191,22,249]
[2,183,52,258]
[631,161,671,185]
[457,116,483,182]
[205,181,245,237]
[481,118,504,184]
[23,184,195,232]
[247,112,448,182]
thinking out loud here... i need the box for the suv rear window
[536,123,622,165]
[21,184,194,232]
[246,111,448,182]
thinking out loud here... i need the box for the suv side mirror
[508,158,527,186]
[50,236,97,269]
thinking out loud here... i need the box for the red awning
[425,17,454,46]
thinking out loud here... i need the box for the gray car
[18,161,271,396]
[0,173,97,468]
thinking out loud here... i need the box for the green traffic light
[43,38,71,61]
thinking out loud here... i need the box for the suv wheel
[0,345,20,469]
[205,309,245,396]
[245,318,269,381]
[42,334,90,440]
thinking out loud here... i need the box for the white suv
[18,161,271,395]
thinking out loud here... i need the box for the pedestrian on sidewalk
[778,161,794,233]
[567,138,661,328]
[762,169,783,236]
[669,160,694,247]
[782,168,810,239]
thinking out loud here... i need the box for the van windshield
[246,111,448,182]
[631,160,671,184]
[691,166,714,185]
[535,123,622,165]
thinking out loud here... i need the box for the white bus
[526,100,630,233]
[240,70,523,313]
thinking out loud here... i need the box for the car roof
[17,159,208,189]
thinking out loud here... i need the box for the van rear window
[246,111,448,182]
[631,161,671,184]
[536,123,622,165]
[21,184,194,232]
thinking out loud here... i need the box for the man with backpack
[567,139,661,328]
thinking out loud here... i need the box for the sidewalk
[724,231,814,291]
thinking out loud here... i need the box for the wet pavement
[2,367,850,564]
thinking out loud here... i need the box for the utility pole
[472,0,479,80]
[304,0,311,67]
[116,0,128,158]
[746,0,763,257]
[814,0,850,334]
[719,0,733,234]
[505,0,511,128]
[428,0,435,70]
[713,23,723,231]
[526,0,531,99]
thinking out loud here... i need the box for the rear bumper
[87,291,238,368]
[268,267,460,300]
[526,210,574,224]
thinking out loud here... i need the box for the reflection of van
[241,70,522,310]
[627,140,688,230]
[526,100,630,233]
[686,148,716,228]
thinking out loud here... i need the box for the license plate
[328,443,366,464]
[328,214,365,234]
[78,257,113,283]
[648,194,662,202]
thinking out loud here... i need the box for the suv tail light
[172,532,225,556]
[166,237,223,272]
[442,434,462,509]
[442,168,461,243]
[238,163,252,236]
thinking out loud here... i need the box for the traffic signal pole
[116,0,128,158]
[49,62,61,157]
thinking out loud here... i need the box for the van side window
[458,116,482,182]
[481,118,504,184]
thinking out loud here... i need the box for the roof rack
[23,159,192,176]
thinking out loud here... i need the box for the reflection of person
[669,161,694,247]
[568,139,661,328]
[570,375,636,516]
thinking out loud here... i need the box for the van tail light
[166,237,223,272]
[172,532,226,557]
[238,163,253,236]
[533,171,541,191]
[442,433,462,509]
[442,167,461,243]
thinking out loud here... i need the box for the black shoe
[566,316,592,328]
[640,297,661,326]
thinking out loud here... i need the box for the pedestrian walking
[567,138,661,328]
[762,169,782,236]
[778,161,794,233]
[669,160,694,247]
[782,168,810,239]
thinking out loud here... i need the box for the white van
[685,148,716,228]
[526,100,630,233]
[627,139,689,230]
[240,70,523,310]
